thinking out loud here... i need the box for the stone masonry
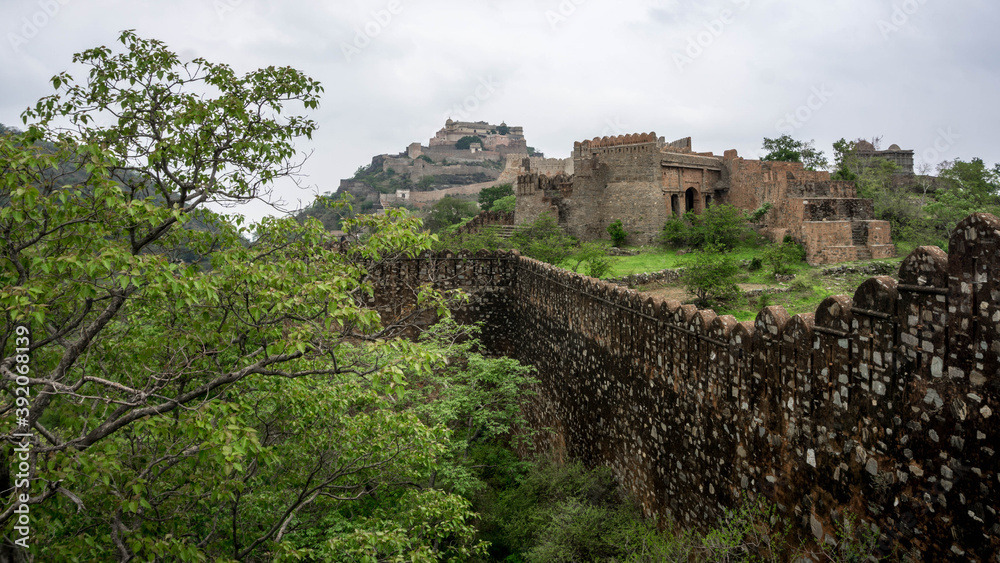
[367,213,1000,560]
[516,132,895,265]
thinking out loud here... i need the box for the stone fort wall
[367,213,1000,559]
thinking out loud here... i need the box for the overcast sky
[2,0,998,222]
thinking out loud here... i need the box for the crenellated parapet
[576,132,658,149]
[366,213,1000,559]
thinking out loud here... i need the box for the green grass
[597,247,767,279]
[568,243,912,322]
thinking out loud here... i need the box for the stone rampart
[368,213,1000,559]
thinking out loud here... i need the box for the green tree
[681,245,742,306]
[455,135,483,150]
[425,195,479,232]
[926,158,1000,240]
[830,138,859,181]
[0,32,483,562]
[660,203,767,250]
[606,219,628,247]
[406,321,538,494]
[659,216,690,248]
[482,460,689,562]
[685,203,754,250]
[490,194,516,213]
[763,239,806,276]
[761,135,828,171]
[478,183,514,210]
[569,242,611,278]
[418,174,436,190]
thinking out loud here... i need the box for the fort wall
[368,212,1000,559]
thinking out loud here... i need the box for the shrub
[606,219,628,247]
[764,239,806,275]
[660,203,759,251]
[681,245,742,307]
[659,216,690,248]
[689,204,751,250]
[569,242,611,278]
[585,255,611,279]
[483,461,681,563]
[435,225,510,253]
[417,175,436,190]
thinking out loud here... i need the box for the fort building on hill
[515,132,896,265]
[337,119,531,211]
[429,118,526,152]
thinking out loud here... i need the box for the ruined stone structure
[367,213,1000,560]
[855,140,915,175]
[516,133,895,265]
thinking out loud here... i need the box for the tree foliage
[763,239,806,276]
[659,204,758,250]
[761,135,828,171]
[568,242,611,279]
[490,194,516,213]
[425,195,479,232]
[681,245,742,307]
[925,158,1000,241]
[0,32,508,562]
[477,183,514,210]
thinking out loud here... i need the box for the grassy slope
[571,245,907,323]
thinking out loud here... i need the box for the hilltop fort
[335,119,532,212]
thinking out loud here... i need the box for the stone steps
[495,226,517,238]
[851,222,869,246]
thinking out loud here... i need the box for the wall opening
[685,187,700,214]
[671,194,680,217]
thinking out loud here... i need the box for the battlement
[575,131,659,149]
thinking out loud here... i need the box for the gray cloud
[2,0,997,222]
